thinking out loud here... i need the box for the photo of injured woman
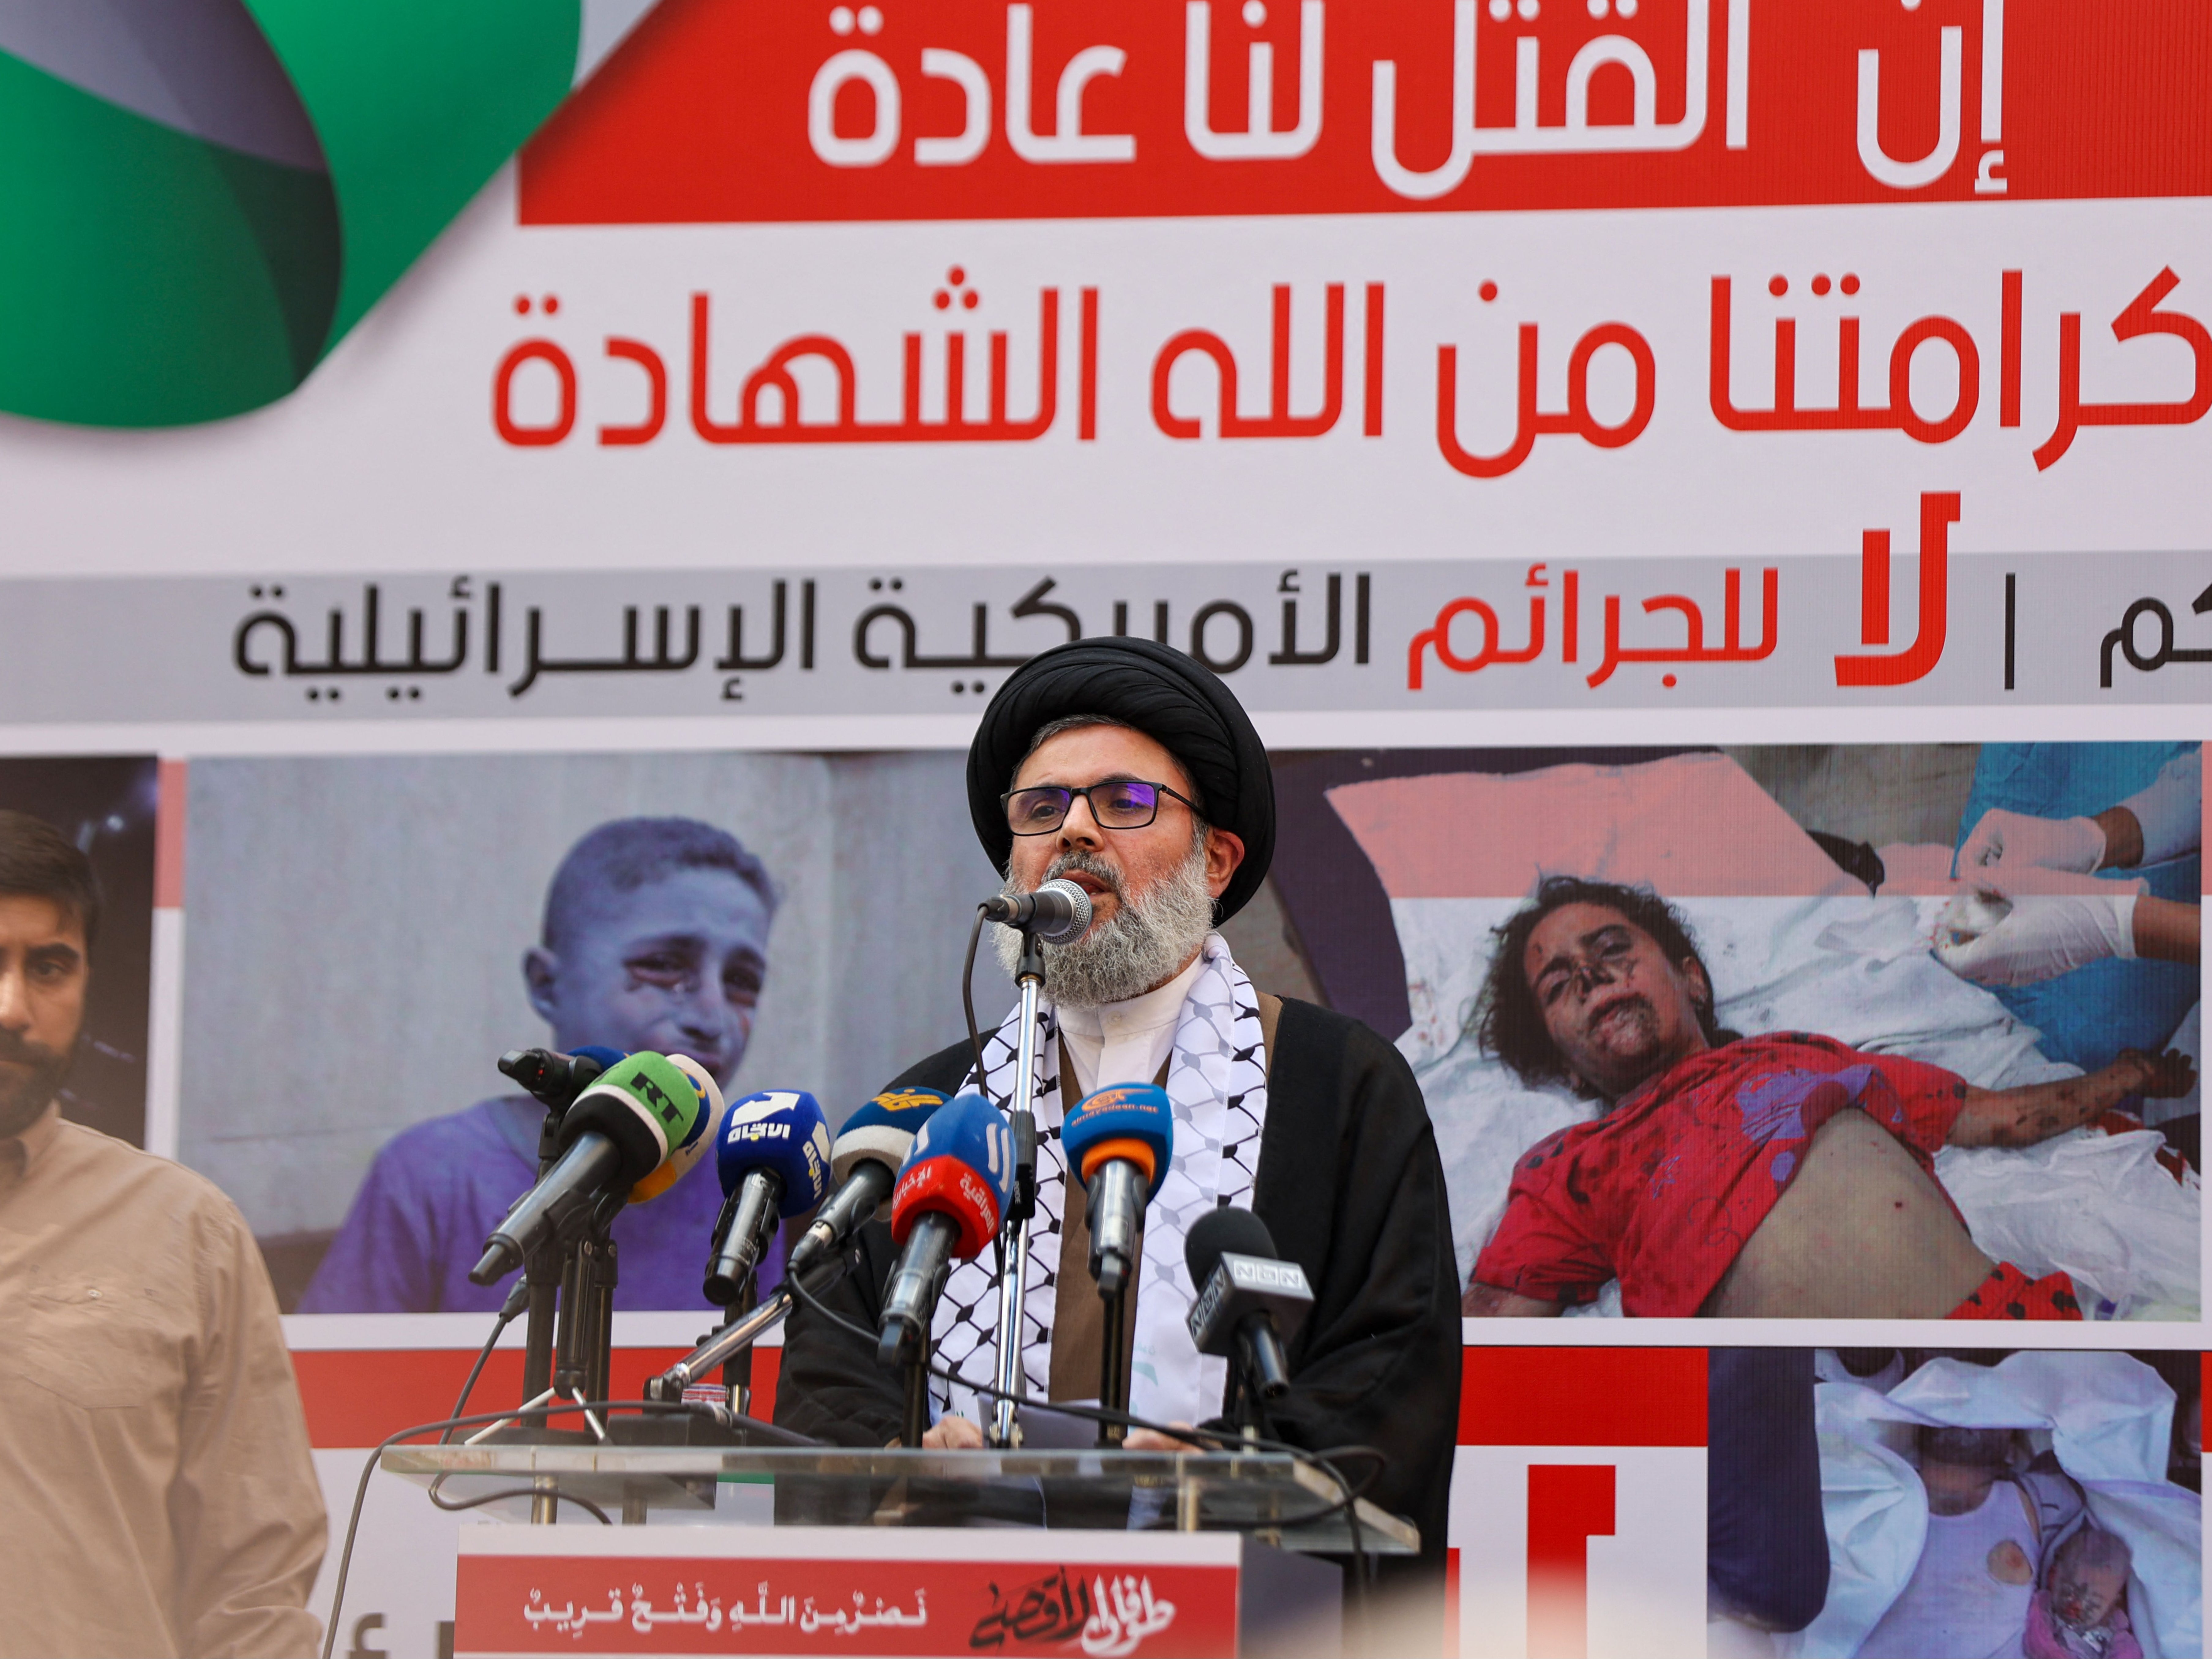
[1704,1348,2203,1657]
[1264,742,2203,1320]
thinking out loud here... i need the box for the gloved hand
[1955,809,2106,876]
[1935,887,2137,986]
[1957,808,2107,875]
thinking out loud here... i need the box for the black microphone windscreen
[1184,1205,1277,1290]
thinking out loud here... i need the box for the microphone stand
[724,1273,757,1417]
[576,1212,620,1412]
[1098,1266,1131,1448]
[987,925,1047,1448]
[516,1116,567,1522]
[903,1353,931,1451]
[545,1200,621,1442]
[1227,1331,1277,1442]
[645,1249,855,1401]
[518,1103,566,1410]
[493,1097,622,1494]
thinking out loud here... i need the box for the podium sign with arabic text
[452,1527,1268,1657]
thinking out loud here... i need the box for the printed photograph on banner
[175,741,2205,1322]
[1262,742,2204,1321]
[1708,1347,2204,1659]
[0,757,157,1148]
[171,750,1012,1314]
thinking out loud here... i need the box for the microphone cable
[422,1282,534,1519]
[440,1279,531,1444]
[320,1395,820,1659]
[783,1268,1379,1608]
[429,1482,612,1525]
[962,902,991,1101]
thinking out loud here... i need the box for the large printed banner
[2,14,2209,590]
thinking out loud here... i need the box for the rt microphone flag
[629,1053,726,1204]
[487,1045,722,1208]
[876,1093,1013,1368]
[470,1050,719,1286]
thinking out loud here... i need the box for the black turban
[966,638,1275,922]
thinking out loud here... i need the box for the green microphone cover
[563,1048,705,1180]
[628,1053,725,1204]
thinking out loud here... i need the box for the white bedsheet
[1398,894,2201,1318]
[1780,1354,2201,1658]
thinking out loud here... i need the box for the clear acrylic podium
[384,1444,1417,1655]
[384,1444,1415,1551]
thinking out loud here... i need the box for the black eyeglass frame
[1000,778,1203,835]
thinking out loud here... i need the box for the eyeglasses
[1002,779,1200,835]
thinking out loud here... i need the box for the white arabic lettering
[1185,1,1324,160]
[1372,0,1727,201]
[1008,4,1135,163]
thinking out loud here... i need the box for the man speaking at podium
[778,639,1460,1601]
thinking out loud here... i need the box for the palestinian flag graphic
[0,0,657,427]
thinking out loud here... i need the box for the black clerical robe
[774,996,1462,1574]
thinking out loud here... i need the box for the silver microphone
[702,1169,782,1305]
[980,877,1093,945]
[876,1212,960,1368]
[1087,1159,1148,1298]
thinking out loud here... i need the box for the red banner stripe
[1458,1347,1707,1447]
[522,0,2212,226]
[291,1347,782,1449]
[154,759,188,909]
[295,1344,1706,1449]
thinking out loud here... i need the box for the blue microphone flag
[717,1089,833,1215]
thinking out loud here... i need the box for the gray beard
[995,843,1216,1009]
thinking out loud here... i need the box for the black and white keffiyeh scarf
[929,933,1270,1430]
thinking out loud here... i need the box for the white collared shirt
[1054,952,1207,1101]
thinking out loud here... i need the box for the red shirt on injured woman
[1479,1034,1996,1316]
[1462,879,2192,1321]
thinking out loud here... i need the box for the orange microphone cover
[1079,1135,1158,1185]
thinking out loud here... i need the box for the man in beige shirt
[0,810,326,1657]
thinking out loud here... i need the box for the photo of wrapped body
[1263,742,2204,1321]
[1705,1348,2203,1657]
